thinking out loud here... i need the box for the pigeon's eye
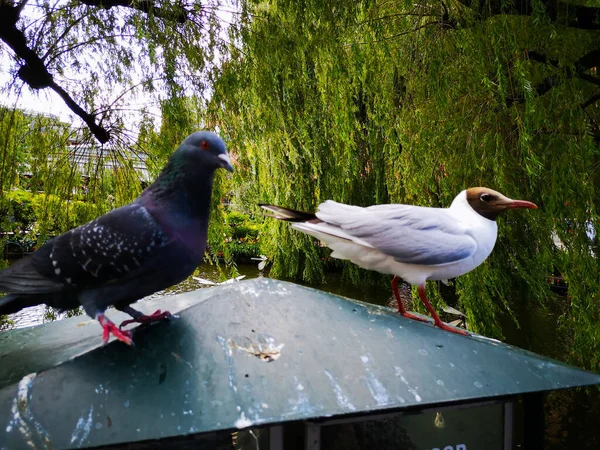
[480,193,492,202]
[200,140,210,151]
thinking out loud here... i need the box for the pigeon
[260,188,537,335]
[0,131,233,345]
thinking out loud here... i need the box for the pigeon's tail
[259,204,319,223]
[0,293,42,316]
[0,256,62,294]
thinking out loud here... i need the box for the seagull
[260,188,537,335]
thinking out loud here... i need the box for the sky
[0,71,77,123]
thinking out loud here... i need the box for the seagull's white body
[262,187,536,335]
[291,190,497,285]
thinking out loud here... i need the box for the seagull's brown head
[465,187,537,220]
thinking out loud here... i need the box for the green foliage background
[209,0,600,371]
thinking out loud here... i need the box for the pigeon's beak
[217,153,234,172]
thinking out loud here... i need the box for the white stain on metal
[275,283,291,296]
[286,376,313,415]
[234,411,253,429]
[70,405,94,447]
[360,356,390,406]
[5,373,52,449]
[324,371,356,411]
[217,335,238,393]
[237,284,261,298]
[396,369,422,403]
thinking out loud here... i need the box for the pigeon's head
[178,131,234,173]
[464,187,537,220]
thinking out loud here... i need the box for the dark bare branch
[78,0,191,24]
[506,48,600,108]
[0,1,110,143]
[457,0,600,31]
[582,93,600,109]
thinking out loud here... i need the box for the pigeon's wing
[28,202,171,289]
[315,201,477,266]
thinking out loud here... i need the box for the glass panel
[321,402,504,450]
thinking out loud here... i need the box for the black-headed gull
[260,187,537,336]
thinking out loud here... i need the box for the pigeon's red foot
[98,314,133,346]
[119,309,173,329]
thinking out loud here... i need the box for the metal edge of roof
[0,278,599,449]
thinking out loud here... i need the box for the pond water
[7,263,393,329]
[3,263,599,449]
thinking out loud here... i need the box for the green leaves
[209,0,600,371]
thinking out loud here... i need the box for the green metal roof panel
[1,278,599,449]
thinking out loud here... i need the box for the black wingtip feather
[0,256,63,294]
[259,204,317,222]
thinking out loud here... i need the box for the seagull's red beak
[507,199,538,209]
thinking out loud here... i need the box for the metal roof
[1,278,599,449]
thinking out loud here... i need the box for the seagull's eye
[200,140,210,151]
[480,193,492,202]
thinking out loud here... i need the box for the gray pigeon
[0,131,233,345]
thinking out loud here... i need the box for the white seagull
[260,187,537,335]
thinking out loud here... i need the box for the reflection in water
[7,263,393,330]
[7,263,265,329]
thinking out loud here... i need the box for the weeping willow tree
[209,0,600,368]
[0,0,233,200]
[0,1,233,327]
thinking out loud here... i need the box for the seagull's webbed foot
[97,314,133,346]
[392,276,430,323]
[432,320,470,335]
[416,284,470,336]
[118,306,173,329]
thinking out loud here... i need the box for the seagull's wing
[315,201,477,266]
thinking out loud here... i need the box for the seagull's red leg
[97,314,133,345]
[392,276,430,323]
[416,284,470,336]
[118,307,173,329]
